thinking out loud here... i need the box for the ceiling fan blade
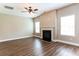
[34,9,38,11]
[29,6,32,8]
[24,7,28,10]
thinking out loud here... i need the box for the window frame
[60,15,75,36]
[35,21,40,33]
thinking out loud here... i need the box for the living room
[0,0,79,57]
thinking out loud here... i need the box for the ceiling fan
[22,6,38,13]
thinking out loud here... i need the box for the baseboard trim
[1,36,79,46]
[0,36,33,42]
[53,39,79,46]
[33,35,42,39]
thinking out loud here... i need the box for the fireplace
[42,30,51,42]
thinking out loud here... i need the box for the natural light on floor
[60,15,75,36]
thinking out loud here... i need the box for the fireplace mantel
[41,27,54,41]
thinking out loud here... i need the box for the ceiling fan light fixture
[25,7,28,10]
[29,7,31,8]
[22,6,38,14]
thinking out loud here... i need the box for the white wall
[0,13,33,41]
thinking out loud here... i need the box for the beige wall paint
[34,10,57,28]
[0,13,33,41]
[56,4,79,44]
[39,11,56,28]
[34,10,57,39]
[34,4,79,45]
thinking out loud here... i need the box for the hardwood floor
[0,37,79,56]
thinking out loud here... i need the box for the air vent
[4,6,14,10]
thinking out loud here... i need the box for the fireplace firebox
[42,30,51,42]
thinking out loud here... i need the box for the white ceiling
[0,0,77,3]
[0,3,72,18]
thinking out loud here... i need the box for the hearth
[42,30,51,42]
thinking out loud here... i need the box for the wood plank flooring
[0,37,79,56]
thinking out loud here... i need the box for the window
[60,15,75,36]
[35,22,40,33]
